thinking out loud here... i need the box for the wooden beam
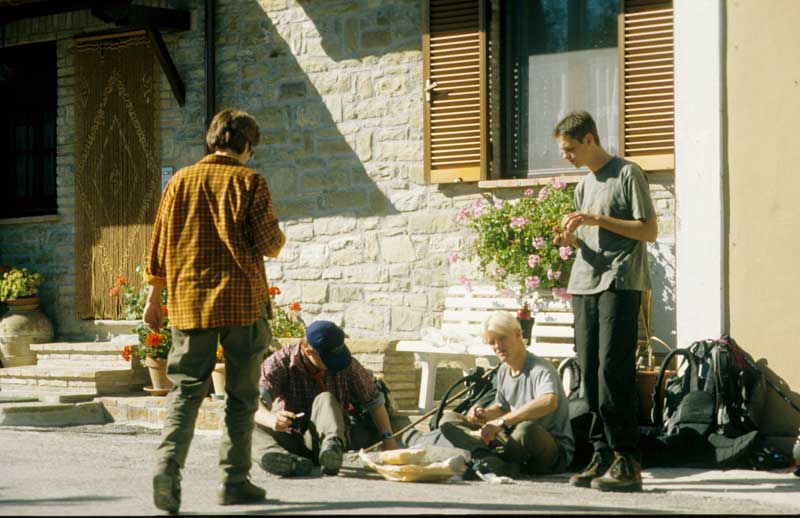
[146,26,185,106]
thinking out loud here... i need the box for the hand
[273,410,296,433]
[143,300,163,332]
[381,437,400,451]
[554,231,578,247]
[466,405,486,425]
[479,422,501,445]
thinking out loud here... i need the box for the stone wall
[0,0,676,346]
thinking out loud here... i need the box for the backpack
[349,377,396,432]
[652,335,766,440]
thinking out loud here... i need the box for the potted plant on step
[120,305,172,395]
[0,267,52,367]
[211,343,225,399]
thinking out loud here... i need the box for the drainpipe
[205,0,216,141]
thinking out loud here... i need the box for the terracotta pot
[211,363,226,396]
[5,296,41,311]
[636,368,676,424]
[144,356,172,393]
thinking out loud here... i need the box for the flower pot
[0,300,52,367]
[144,356,172,394]
[211,363,226,398]
[636,368,675,425]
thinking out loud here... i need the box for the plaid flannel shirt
[145,154,285,329]
[259,342,381,425]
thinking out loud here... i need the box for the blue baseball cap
[305,320,352,372]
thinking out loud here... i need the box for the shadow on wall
[213,1,426,222]
[648,239,676,351]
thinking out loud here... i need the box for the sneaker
[318,437,344,476]
[471,451,519,478]
[152,460,181,514]
[568,449,613,488]
[217,478,267,505]
[590,451,643,492]
[259,451,314,477]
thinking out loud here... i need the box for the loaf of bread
[378,448,427,465]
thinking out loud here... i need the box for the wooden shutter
[619,0,675,171]
[423,0,488,183]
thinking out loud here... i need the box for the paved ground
[1,424,799,515]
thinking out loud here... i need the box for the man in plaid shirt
[253,320,399,477]
[144,109,285,513]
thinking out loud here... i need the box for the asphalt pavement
[2,424,799,515]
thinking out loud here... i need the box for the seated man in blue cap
[253,320,399,476]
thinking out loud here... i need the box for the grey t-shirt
[495,352,574,467]
[567,156,656,295]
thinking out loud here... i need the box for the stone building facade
[0,0,676,345]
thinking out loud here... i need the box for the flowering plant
[0,267,43,301]
[216,343,224,363]
[268,286,306,338]
[110,266,166,320]
[121,306,172,362]
[453,178,576,299]
[113,266,171,362]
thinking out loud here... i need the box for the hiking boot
[590,451,643,492]
[318,437,344,476]
[152,460,181,514]
[568,449,613,488]
[217,479,267,505]
[259,451,314,477]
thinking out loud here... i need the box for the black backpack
[652,335,766,439]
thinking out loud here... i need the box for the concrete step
[29,339,138,370]
[78,319,140,342]
[0,365,147,396]
[0,399,111,426]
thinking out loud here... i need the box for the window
[422,0,674,183]
[503,0,620,176]
[0,42,57,218]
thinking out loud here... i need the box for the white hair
[483,312,522,339]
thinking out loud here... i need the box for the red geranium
[269,286,281,297]
[146,331,163,348]
[162,305,168,317]
[289,302,301,312]
[121,345,132,361]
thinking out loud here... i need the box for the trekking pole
[363,363,501,453]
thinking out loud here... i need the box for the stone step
[0,365,147,396]
[36,358,134,370]
[0,399,111,427]
[77,319,140,342]
[30,338,137,355]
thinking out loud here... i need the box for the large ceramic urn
[0,298,53,367]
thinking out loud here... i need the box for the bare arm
[368,405,399,450]
[142,280,166,332]
[254,399,296,433]
[478,394,558,445]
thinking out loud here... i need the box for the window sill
[0,214,60,226]
[478,175,583,190]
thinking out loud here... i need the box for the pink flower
[552,287,572,301]
[532,236,546,250]
[527,254,540,268]
[538,187,549,199]
[559,246,573,260]
[447,251,459,263]
[455,207,470,222]
[459,276,474,293]
[547,268,561,281]
[510,217,528,229]
[499,288,516,298]
[551,177,566,190]
[524,188,534,197]
[496,267,507,278]
[494,200,505,209]
[525,276,540,290]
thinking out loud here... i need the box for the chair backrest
[440,285,521,338]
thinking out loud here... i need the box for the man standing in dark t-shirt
[553,111,657,492]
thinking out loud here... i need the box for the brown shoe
[568,449,613,488]
[590,451,643,492]
[153,460,181,514]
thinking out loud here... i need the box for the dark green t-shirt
[567,156,656,295]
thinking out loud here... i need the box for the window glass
[504,0,619,175]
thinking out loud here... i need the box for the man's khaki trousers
[156,306,270,483]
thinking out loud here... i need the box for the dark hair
[553,111,600,145]
[206,109,260,154]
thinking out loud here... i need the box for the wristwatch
[494,417,510,431]
[381,431,394,440]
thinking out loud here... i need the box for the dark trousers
[572,286,641,453]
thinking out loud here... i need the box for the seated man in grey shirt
[439,312,574,476]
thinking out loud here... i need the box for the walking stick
[363,363,501,453]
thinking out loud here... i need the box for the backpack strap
[652,347,696,430]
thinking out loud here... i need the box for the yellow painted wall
[726,0,800,434]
